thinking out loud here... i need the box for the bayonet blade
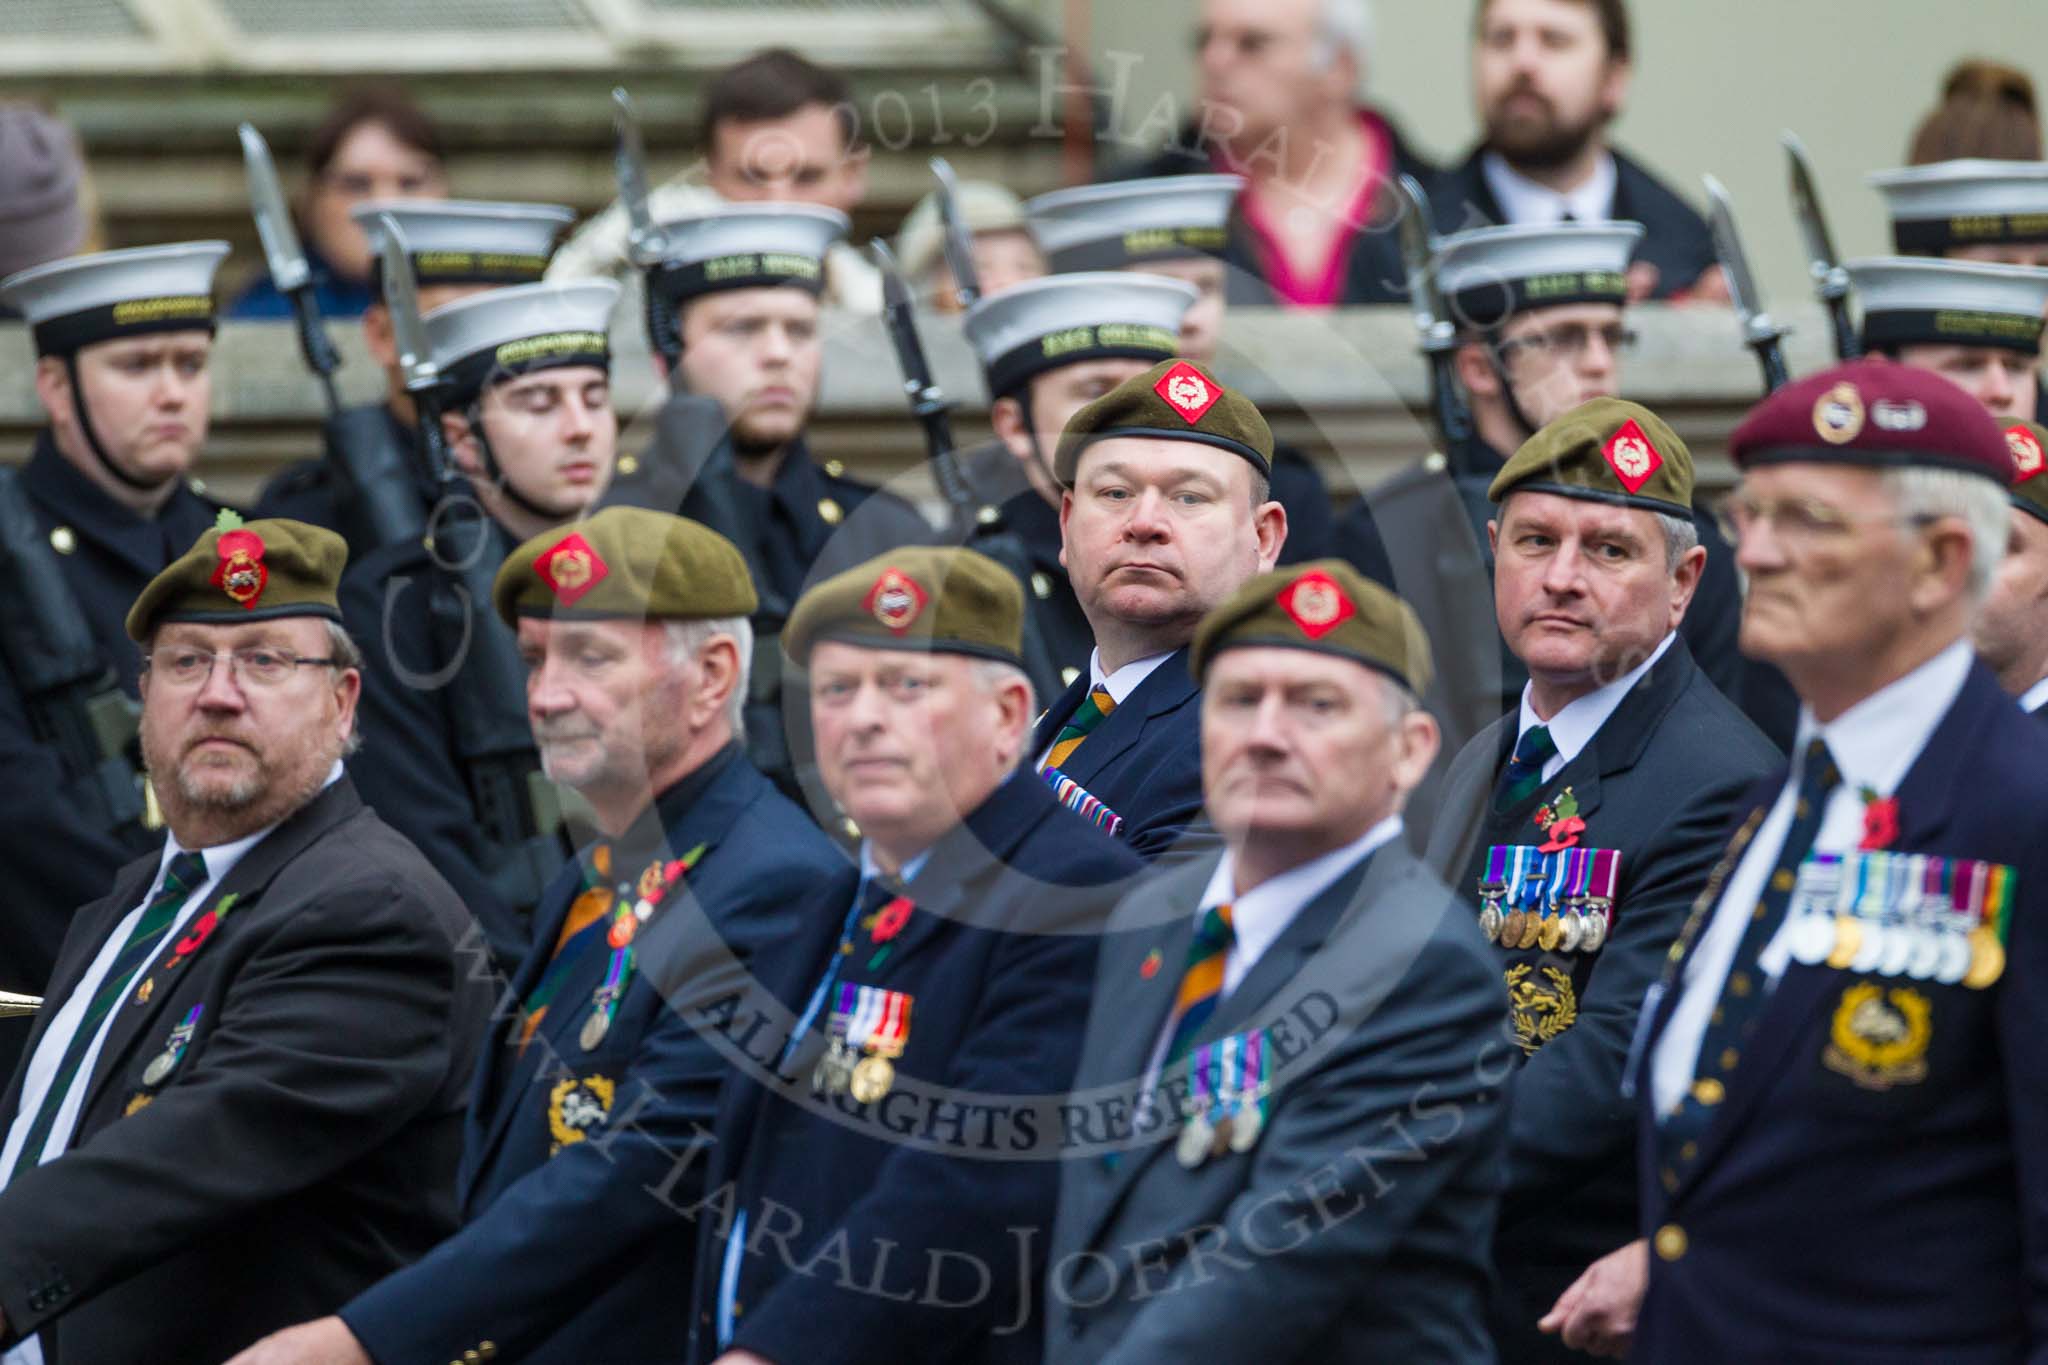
[1704,174,1771,333]
[376,212,438,395]
[1392,173,1449,346]
[238,122,310,293]
[1783,130,1845,291]
[613,87,665,267]
[930,156,982,309]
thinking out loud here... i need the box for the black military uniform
[337,509,849,1365]
[0,242,231,1078]
[1022,173,1339,562]
[1432,146,1717,300]
[688,547,1145,1365]
[252,198,576,551]
[0,517,491,1365]
[338,278,623,971]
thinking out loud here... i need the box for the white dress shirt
[1143,815,1406,1086]
[1036,647,1174,771]
[1649,642,1972,1117]
[1514,632,1674,784]
[0,761,340,1365]
[1481,148,1620,226]
[2020,674,2048,716]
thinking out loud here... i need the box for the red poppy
[173,911,218,959]
[871,896,914,943]
[1537,816,1586,854]
[1859,797,1900,851]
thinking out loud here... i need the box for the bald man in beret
[1046,561,1510,1364]
[1557,361,2048,1362]
[0,515,490,1365]
[1419,399,1776,1364]
[236,508,846,1365]
[1031,358,1286,862]
[690,547,1143,1365]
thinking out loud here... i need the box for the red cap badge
[535,532,609,607]
[863,567,928,634]
[1601,418,1663,494]
[1154,361,1221,425]
[210,528,268,609]
[2007,424,2045,483]
[1277,569,1355,641]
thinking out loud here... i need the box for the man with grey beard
[0,514,491,1365]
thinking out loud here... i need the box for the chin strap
[63,354,180,494]
[1483,343,1540,449]
[1012,387,1064,499]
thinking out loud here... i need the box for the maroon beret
[1728,358,2014,485]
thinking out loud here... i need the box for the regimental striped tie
[1162,904,1235,1067]
[518,844,617,1053]
[1042,686,1116,773]
[12,850,207,1179]
[1493,723,1558,812]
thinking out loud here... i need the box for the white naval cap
[354,199,575,290]
[1,241,229,356]
[1024,174,1242,271]
[1869,160,2048,253]
[652,203,849,305]
[1434,221,1643,330]
[1847,255,2048,354]
[425,279,621,404]
[963,271,1196,398]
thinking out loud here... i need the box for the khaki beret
[1190,558,1433,698]
[127,512,346,641]
[1054,358,1273,485]
[492,507,757,628]
[783,546,1023,668]
[2004,419,2048,525]
[1489,397,1694,516]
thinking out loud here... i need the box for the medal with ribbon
[1177,1030,1271,1169]
[142,1004,204,1088]
[580,946,633,1051]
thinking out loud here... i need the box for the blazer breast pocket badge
[547,1074,615,1155]
[1822,981,1933,1091]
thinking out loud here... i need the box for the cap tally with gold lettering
[653,204,848,309]
[492,507,758,627]
[1870,159,2048,254]
[964,272,1195,399]
[425,279,621,407]
[1845,256,2048,355]
[1190,558,1433,697]
[126,511,346,641]
[1054,358,1273,484]
[1435,221,1643,330]
[354,199,575,295]
[1728,357,2014,484]
[1,242,229,358]
[2003,419,2048,524]
[782,546,1024,668]
[1024,174,1242,272]
[1488,397,1695,516]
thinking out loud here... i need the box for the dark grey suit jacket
[1045,839,1510,1364]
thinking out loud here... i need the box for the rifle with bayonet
[868,230,1063,700]
[1704,174,1792,393]
[1393,174,1476,452]
[1783,131,1860,362]
[377,213,565,928]
[240,122,426,552]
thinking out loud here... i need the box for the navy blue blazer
[1630,660,2048,1363]
[687,773,1144,1365]
[340,749,847,1365]
[1031,648,1215,863]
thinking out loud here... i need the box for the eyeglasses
[1497,323,1639,364]
[1713,494,1936,550]
[145,647,339,689]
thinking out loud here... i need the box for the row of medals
[1479,894,1611,954]
[1177,1100,1263,1168]
[1783,902,2003,987]
[813,1039,897,1105]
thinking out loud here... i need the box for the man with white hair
[1546,360,2048,1360]
[233,508,846,1365]
[1117,0,1435,307]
